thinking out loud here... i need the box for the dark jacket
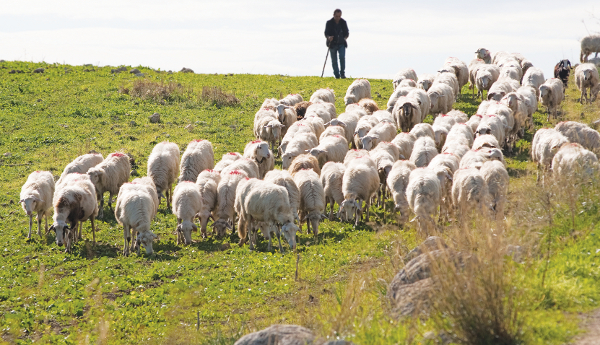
[324,18,349,48]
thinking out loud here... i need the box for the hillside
[0,60,599,344]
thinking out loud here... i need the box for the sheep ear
[398,153,405,159]
[338,121,347,127]
[265,124,272,128]
[176,224,182,232]
[278,124,285,128]
[19,199,24,203]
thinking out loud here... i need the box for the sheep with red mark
[320,162,346,220]
[539,78,565,121]
[243,140,274,179]
[195,169,221,238]
[362,121,397,151]
[392,68,418,90]
[214,152,242,173]
[213,170,248,238]
[309,88,335,104]
[179,139,214,183]
[293,169,326,237]
[57,152,104,186]
[172,181,203,245]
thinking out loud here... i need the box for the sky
[1,1,599,80]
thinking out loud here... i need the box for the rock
[134,72,145,77]
[220,243,231,251]
[234,325,315,345]
[185,124,193,132]
[506,245,524,263]
[111,66,128,73]
[33,68,44,73]
[114,131,121,135]
[323,341,355,345]
[126,153,138,169]
[130,169,138,176]
[404,236,447,262]
[149,113,160,123]
[3,152,11,157]
[423,331,452,345]
[389,278,434,318]
[180,67,194,73]
[129,120,137,127]
[129,68,141,74]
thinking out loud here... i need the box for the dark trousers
[329,44,346,78]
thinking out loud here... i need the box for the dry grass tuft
[201,86,240,107]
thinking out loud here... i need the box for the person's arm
[325,20,334,42]
[343,20,349,39]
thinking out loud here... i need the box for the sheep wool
[320,162,346,220]
[20,171,55,239]
[196,169,221,238]
[344,79,372,105]
[87,152,131,219]
[172,181,203,245]
[179,139,214,183]
[115,182,157,256]
[147,141,180,209]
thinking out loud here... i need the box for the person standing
[324,9,349,79]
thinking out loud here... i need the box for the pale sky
[1,1,599,80]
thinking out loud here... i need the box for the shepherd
[324,9,349,79]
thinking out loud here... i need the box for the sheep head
[344,95,356,105]
[254,142,271,163]
[87,168,106,195]
[136,231,158,255]
[50,221,69,247]
[264,120,284,141]
[275,104,291,121]
[340,199,360,224]
[177,221,197,245]
[20,195,42,216]
[307,148,326,160]
[591,84,600,102]
[418,79,432,91]
[212,219,231,238]
[281,153,295,170]
[325,119,347,128]
[361,135,377,151]
[281,222,300,250]
[539,85,550,102]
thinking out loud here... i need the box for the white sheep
[273,104,298,136]
[308,135,348,167]
[254,108,284,152]
[279,93,303,106]
[410,123,435,141]
[442,57,469,92]
[344,79,372,105]
[432,124,449,151]
[354,116,380,148]
[410,137,438,168]
[452,167,490,224]
[446,109,468,123]
[87,152,131,218]
[320,124,346,141]
[427,83,455,115]
[370,141,401,205]
[293,169,326,237]
[20,171,55,239]
[288,153,321,177]
[172,181,203,245]
[417,74,436,92]
[343,149,374,167]
[522,67,545,95]
[480,160,509,223]
[361,121,397,151]
[386,160,416,223]
[472,134,500,150]
[475,64,500,100]
[442,143,470,160]
[539,78,565,121]
[580,34,600,62]
[444,123,475,150]
[500,93,529,145]
[345,103,368,118]
[475,48,492,63]
[468,58,485,95]
[487,79,514,101]
[329,111,360,147]
[340,159,379,225]
[195,169,221,238]
[373,110,395,123]
[306,102,334,123]
[213,152,242,173]
[115,182,158,256]
[213,170,248,238]
[475,115,505,147]
[407,89,431,119]
[552,143,599,180]
[130,176,159,219]
[460,148,505,170]
[221,157,260,179]
[555,121,600,155]
[243,140,274,179]
[303,116,326,138]
[264,169,301,223]
[406,167,441,235]
[516,86,538,127]
[500,65,521,81]
[179,139,214,182]
[575,63,600,104]
[387,86,416,112]
[51,174,98,252]
[320,162,346,220]
[391,132,416,160]
[433,72,460,98]
[57,152,104,186]
[309,88,335,104]
[392,68,418,90]
[147,141,180,209]
[281,132,319,169]
[280,121,314,155]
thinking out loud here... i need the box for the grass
[0,60,599,344]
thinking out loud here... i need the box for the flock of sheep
[18,46,600,255]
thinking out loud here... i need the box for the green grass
[1,60,600,344]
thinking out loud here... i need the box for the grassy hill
[0,60,599,344]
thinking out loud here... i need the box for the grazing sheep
[309,88,335,104]
[404,89,430,119]
[195,169,221,238]
[254,108,284,152]
[393,68,418,90]
[213,170,248,238]
[475,115,505,147]
[465,114,483,134]
[472,134,500,150]
[387,86,416,112]
[294,101,312,120]
[539,78,565,121]
[115,182,158,256]
[179,139,214,182]
[343,149,374,167]
[386,160,416,223]
[303,116,326,138]
[172,181,203,245]
[279,93,303,106]
[293,169,326,237]
[555,121,600,154]
[574,63,600,104]
[308,135,349,168]
[213,152,242,173]
[517,86,538,126]
[406,168,441,235]
[20,171,55,239]
[417,74,436,91]
[452,167,490,224]
[131,176,159,216]
[391,132,416,160]
[428,83,455,115]
[522,67,545,95]
[410,123,435,141]
[442,57,469,92]
[475,48,492,63]
[480,160,509,223]
[147,141,180,209]
[410,137,438,168]
[235,178,299,251]
[362,121,397,150]
[221,158,259,179]
[331,111,360,147]
[344,79,372,105]
[370,141,401,204]
[280,122,314,155]
[485,102,515,138]
[320,162,346,220]
[288,153,321,177]
[320,124,346,141]
[281,133,319,170]
[500,93,529,143]
[57,152,104,186]
[459,148,505,170]
[88,152,131,218]
[553,59,572,89]
[487,78,516,101]
[264,169,301,223]
[51,175,98,252]
[475,64,501,100]
[243,140,274,179]
[580,34,600,62]
[340,159,379,225]
[354,116,380,148]
[358,98,379,114]
[552,143,599,180]
[444,123,475,149]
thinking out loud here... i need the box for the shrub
[200,86,239,107]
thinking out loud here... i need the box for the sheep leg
[267,232,272,252]
[27,214,33,239]
[98,196,104,219]
[43,213,48,237]
[365,199,371,222]
[277,227,284,253]
[123,225,130,256]
[328,198,334,221]
[306,218,311,235]
[108,193,114,210]
[131,229,138,253]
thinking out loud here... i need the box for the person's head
[333,9,342,23]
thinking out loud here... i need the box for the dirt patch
[569,308,600,345]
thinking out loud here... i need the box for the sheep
[357,98,379,115]
[552,143,599,180]
[417,74,436,92]
[427,83,455,115]
[521,59,534,77]
[294,101,312,120]
[392,95,421,132]
[442,143,470,160]
[500,65,521,81]
[320,162,346,220]
[433,114,456,131]
[213,170,248,238]
[386,160,416,223]
[485,102,515,139]
[261,98,280,109]
[306,102,334,123]
[391,132,416,160]
[273,104,298,136]
[410,123,435,141]
[432,124,449,151]
[539,78,565,121]
[243,140,274,179]
[354,116,380,148]
[497,57,523,80]
[406,168,442,235]
[195,169,221,238]
[452,167,490,224]
[20,171,55,239]
[401,89,430,120]
[442,57,469,92]
[410,137,438,168]
[460,148,505,170]
[130,176,159,217]
[309,88,335,104]
[213,152,242,173]
[522,67,545,95]
[475,64,501,100]
[281,132,319,170]
[480,160,509,223]
[555,121,600,154]
[50,174,98,252]
[472,134,500,150]
[581,34,600,62]
[308,135,348,168]
[288,153,321,177]
[492,51,510,64]
[264,169,301,223]
[553,59,572,89]
[399,79,417,88]
[392,68,418,90]
[344,79,372,105]
[468,58,485,95]
[362,121,397,150]
[293,169,326,237]
[320,124,346,140]
[234,178,299,251]
[475,115,505,148]
[574,63,600,104]
[280,122,314,154]
[444,123,475,149]
[172,181,203,245]
[387,86,416,112]
[345,103,368,118]
[221,157,259,179]
[57,152,104,186]
[517,86,538,126]
[428,154,458,222]
[330,111,360,147]
[343,149,374,167]
[279,93,303,106]
[147,141,180,209]
[487,78,516,101]
[475,48,492,63]
[500,92,529,143]
[254,108,284,152]
[178,139,214,182]
[340,159,380,225]
[446,109,468,123]
[303,116,326,138]
[370,141,401,205]
[373,110,395,123]
[433,72,460,98]
[465,114,483,134]
[115,182,158,256]
[87,152,131,218]
[531,128,569,180]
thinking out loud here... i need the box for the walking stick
[321,42,330,78]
